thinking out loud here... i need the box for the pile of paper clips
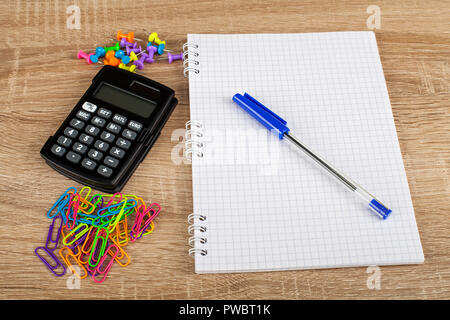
[35,186,161,283]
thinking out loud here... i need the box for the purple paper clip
[35,247,66,277]
[45,215,64,252]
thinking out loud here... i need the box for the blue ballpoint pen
[232,92,392,220]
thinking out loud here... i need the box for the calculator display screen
[93,82,157,118]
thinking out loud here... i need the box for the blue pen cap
[232,93,290,139]
[369,199,392,219]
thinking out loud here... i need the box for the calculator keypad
[66,151,81,164]
[57,136,72,147]
[106,122,121,134]
[76,110,91,121]
[97,108,112,119]
[51,144,66,157]
[70,119,85,130]
[88,149,103,161]
[50,102,142,179]
[64,127,78,138]
[113,114,127,125]
[79,134,94,146]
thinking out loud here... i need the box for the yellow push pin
[129,51,139,62]
[119,63,136,73]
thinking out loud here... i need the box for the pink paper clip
[66,193,80,230]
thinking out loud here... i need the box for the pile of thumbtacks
[77,31,183,72]
[35,186,161,283]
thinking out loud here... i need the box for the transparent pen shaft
[284,132,388,210]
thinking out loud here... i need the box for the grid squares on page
[187,32,424,273]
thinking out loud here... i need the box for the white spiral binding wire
[185,120,204,162]
[188,213,208,257]
[183,42,200,77]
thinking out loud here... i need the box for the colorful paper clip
[36,186,161,283]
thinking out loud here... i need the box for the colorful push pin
[167,52,184,64]
[95,47,106,58]
[89,54,100,64]
[115,49,126,59]
[118,38,138,48]
[121,55,131,64]
[104,42,120,52]
[129,51,139,62]
[77,50,96,64]
[147,41,171,54]
[119,63,137,73]
[155,42,166,55]
[156,52,183,64]
[105,50,116,61]
[133,53,149,70]
[117,31,143,43]
[126,45,142,55]
[147,32,163,45]
[104,56,120,67]
[144,46,157,63]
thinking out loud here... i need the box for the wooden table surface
[0,0,449,300]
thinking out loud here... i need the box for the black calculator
[40,65,178,192]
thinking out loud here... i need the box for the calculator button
[64,127,78,138]
[116,138,131,150]
[122,129,137,141]
[97,165,113,178]
[79,134,94,146]
[82,102,97,113]
[81,158,97,171]
[110,147,125,159]
[94,140,109,152]
[51,144,66,157]
[76,110,91,121]
[73,142,88,155]
[57,136,72,147]
[104,156,119,168]
[128,120,142,132]
[88,149,103,161]
[100,131,115,143]
[70,118,85,130]
[113,114,127,125]
[97,108,112,119]
[106,122,121,134]
[85,125,100,137]
[66,151,81,164]
[91,116,106,128]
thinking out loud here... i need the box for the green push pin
[104,42,120,52]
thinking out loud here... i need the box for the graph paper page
[187,32,423,273]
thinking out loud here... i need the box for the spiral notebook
[184,32,424,274]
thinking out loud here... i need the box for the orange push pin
[104,56,120,67]
[117,31,143,43]
[105,50,116,61]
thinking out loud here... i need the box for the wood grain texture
[0,0,449,299]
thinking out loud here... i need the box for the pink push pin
[144,45,157,63]
[77,50,95,64]
[133,53,149,70]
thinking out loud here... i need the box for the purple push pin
[133,53,149,70]
[119,38,137,48]
[156,51,184,64]
[126,45,142,55]
[167,52,183,64]
[145,45,157,63]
